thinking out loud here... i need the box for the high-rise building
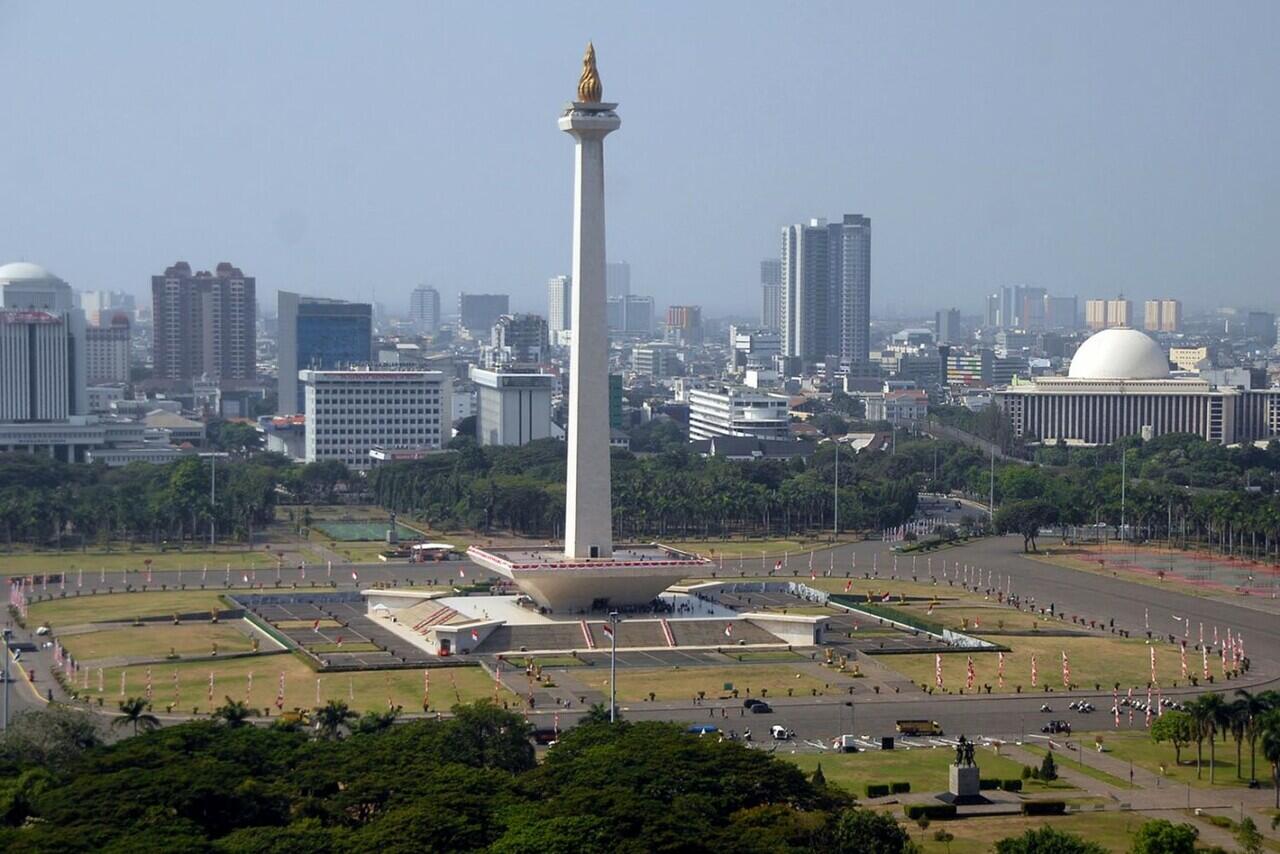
[470,367,555,446]
[632,342,682,378]
[984,293,1002,328]
[547,275,572,333]
[760,258,781,331]
[1246,311,1277,347]
[1018,287,1049,330]
[665,304,702,345]
[0,311,77,420]
[688,386,791,442]
[1085,297,1134,331]
[1,262,88,413]
[78,290,135,325]
[458,293,509,334]
[489,313,549,367]
[151,261,256,382]
[277,292,373,415]
[85,313,131,384]
[781,214,871,365]
[606,261,631,299]
[935,308,962,345]
[1045,296,1079,330]
[1143,298,1182,333]
[607,294,653,335]
[301,368,448,469]
[410,285,441,333]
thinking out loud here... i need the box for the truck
[832,734,860,753]
[895,719,942,736]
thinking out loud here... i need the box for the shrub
[890,781,911,794]
[1020,765,1032,780]
[864,783,890,798]
[904,804,957,821]
[1022,801,1066,816]
[1001,779,1023,792]
[979,778,999,790]
[1039,751,1058,781]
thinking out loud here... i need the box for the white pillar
[559,98,620,559]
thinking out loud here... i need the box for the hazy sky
[2,2,1278,319]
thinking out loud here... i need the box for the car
[1041,720,1071,734]
[750,702,773,714]
[34,626,49,636]
[743,698,764,709]
[770,725,794,740]
[687,724,719,735]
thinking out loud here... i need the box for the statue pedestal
[939,764,986,805]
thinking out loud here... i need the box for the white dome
[1068,328,1169,380]
[0,261,57,282]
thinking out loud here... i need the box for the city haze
[1,1,1278,316]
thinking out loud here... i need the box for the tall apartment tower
[606,261,631,299]
[935,308,962,345]
[1143,298,1182,333]
[151,262,256,382]
[547,275,572,333]
[760,258,781,331]
[781,214,871,365]
[410,285,441,333]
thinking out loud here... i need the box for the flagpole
[608,610,620,723]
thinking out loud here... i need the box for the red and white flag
[1061,651,1070,688]
[774,560,782,572]
[1114,687,1120,728]
[1127,687,1134,725]
[351,570,359,582]
[1180,641,1188,679]
[881,592,892,602]
[1031,655,1038,687]
[470,628,479,643]
[336,635,344,647]
[1150,645,1157,685]
[242,573,249,584]
[997,651,1005,689]
[1202,644,1210,680]
[1146,686,1153,727]
[810,568,816,581]
[601,623,614,639]
[275,672,285,709]
[935,653,943,688]
[844,579,852,592]
[208,672,214,701]
[724,623,733,638]
[459,567,466,579]
[965,656,975,690]
[313,619,321,632]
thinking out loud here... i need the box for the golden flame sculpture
[577,41,603,103]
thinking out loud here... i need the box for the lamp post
[2,628,10,731]
[609,609,621,722]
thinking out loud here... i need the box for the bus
[895,719,942,736]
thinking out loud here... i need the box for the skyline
[2,3,1279,318]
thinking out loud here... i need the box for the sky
[1,2,1278,319]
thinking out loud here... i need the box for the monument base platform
[939,764,988,805]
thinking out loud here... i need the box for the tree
[1039,750,1058,781]
[352,707,400,735]
[1235,688,1272,783]
[1186,692,1229,782]
[583,702,616,726]
[1235,817,1263,854]
[811,763,827,788]
[1150,710,1194,766]
[213,697,255,728]
[313,700,357,740]
[1260,709,1280,809]
[0,706,102,772]
[994,826,1106,854]
[114,697,160,737]
[1129,819,1197,854]
[994,499,1059,552]
[933,829,955,854]
[827,807,916,854]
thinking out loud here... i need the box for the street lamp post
[2,628,10,731]
[609,610,621,723]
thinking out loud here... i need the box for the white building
[301,368,449,469]
[688,386,791,442]
[865,389,930,424]
[547,275,572,333]
[995,328,1280,445]
[85,313,131,384]
[470,367,554,447]
[631,342,681,378]
[410,285,441,334]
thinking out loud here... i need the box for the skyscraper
[458,293,510,334]
[1,262,88,413]
[935,308,962,345]
[760,258,781,331]
[277,292,373,415]
[781,214,871,365]
[151,261,256,382]
[1143,298,1182,333]
[547,275,572,333]
[665,304,702,345]
[489,313,550,367]
[410,285,440,333]
[606,261,631,299]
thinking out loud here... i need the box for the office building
[85,313,131,384]
[470,367,555,447]
[547,275,572,333]
[1017,287,1049,330]
[0,311,77,421]
[606,261,631,298]
[301,368,449,469]
[1,262,88,414]
[607,293,654,335]
[865,389,930,424]
[1143,298,1183,333]
[665,304,702,346]
[781,214,871,365]
[458,293,509,334]
[489,313,549,367]
[151,261,256,382]
[78,290,135,325]
[1,262,75,312]
[1045,296,1079,330]
[730,327,782,370]
[410,285,441,333]
[631,342,682,378]
[1170,346,1211,372]
[1246,311,1277,347]
[995,327,1280,446]
[760,258,782,331]
[277,292,373,415]
[935,308,962,345]
[688,386,791,442]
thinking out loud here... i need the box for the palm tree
[1188,692,1230,783]
[352,707,400,735]
[114,697,160,737]
[1228,699,1249,781]
[313,699,357,740]
[1236,688,1273,784]
[1262,710,1280,810]
[212,696,255,727]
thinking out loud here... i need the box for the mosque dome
[1067,328,1170,380]
[0,261,58,282]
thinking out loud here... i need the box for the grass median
[60,622,258,662]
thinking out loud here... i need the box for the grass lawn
[28,590,231,626]
[531,655,589,668]
[60,622,256,662]
[89,656,510,714]
[605,664,842,703]
[1020,743,1137,789]
[907,811,1147,854]
[1087,729,1259,790]
[786,746,1032,796]
[0,547,303,574]
[879,635,1191,694]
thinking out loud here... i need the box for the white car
[770,725,795,740]
[35,626,50,636]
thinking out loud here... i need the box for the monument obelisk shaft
[560,44,619,559]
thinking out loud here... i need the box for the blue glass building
[277,292,373,414]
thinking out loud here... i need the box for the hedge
[1001,779,1023,792]
[1023,801,1066,816]
[890,782,911,794]
[978,778,999,790]
[904,804,958,821]
[865,784,890,798]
